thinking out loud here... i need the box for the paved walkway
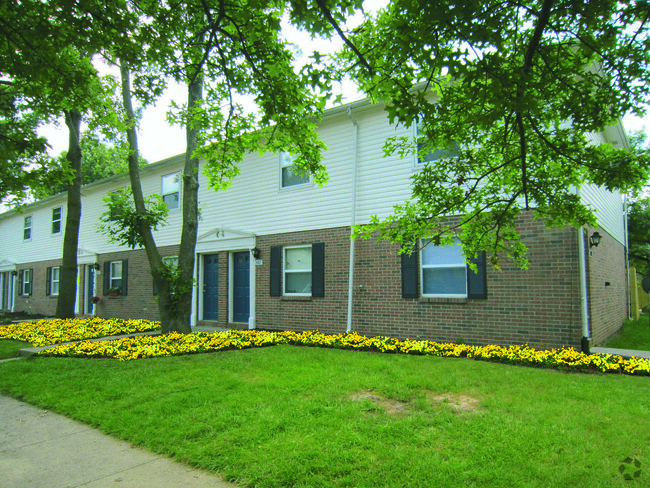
[0,394,238,488]
[590,346,650,359]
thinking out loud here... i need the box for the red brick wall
[15,259,62,316]
[255,229,351,334]
[255,213,590,349]
[586,227,628,345]
[92,245,179,321]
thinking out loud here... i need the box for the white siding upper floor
[0,97,630,263]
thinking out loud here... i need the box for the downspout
[346,107,359,333]
[624,194,631,318]
[575,187,591,353]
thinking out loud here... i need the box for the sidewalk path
[0,394,238,488]
[590,346,650,359]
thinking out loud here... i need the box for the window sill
[281,296,312,301]
[419,297,468,304]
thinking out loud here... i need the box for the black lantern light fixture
[589,231,602,248]
[93,262,101,271]
[252,247,261,259]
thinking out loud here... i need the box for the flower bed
[36,328,650,376]
[0,317,160,346]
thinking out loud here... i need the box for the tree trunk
[171,73,203,335]
[119,63,192,334]
[55,109,82,319]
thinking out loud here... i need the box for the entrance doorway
[232,252,250,323]
[203,254,219,320]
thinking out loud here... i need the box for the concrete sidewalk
[0,394,237,488]
[590,346,650,359]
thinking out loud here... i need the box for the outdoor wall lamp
[92,263,101,271]
[589,231,602,248]
[252,247,261,259]
[11,270,17,277]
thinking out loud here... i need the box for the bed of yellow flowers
[0,317,160,346]
[34,327,650,376]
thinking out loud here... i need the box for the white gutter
[575,187,591,352]
[624,194,631,318]
[346,107,359,333]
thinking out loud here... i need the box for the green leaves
[342,0,650,267]
[98,189,169,250]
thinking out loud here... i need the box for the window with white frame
[280,153,309,188]
[420,239,467,297]
[283,245,312,295]
[415,123,461,164]
[52,207,62,234]
[162,172,181,209]
[109,261,123,292]
[20,269,32,295]
[163,256,179,267]
[49,266,60,295]
[23,216,32,240]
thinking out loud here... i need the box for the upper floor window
[415,123,461,165]
[162,172,181,209]
[52,207,62,234]
[280,153,309,188]
[23,216,32,240]
[107,189,125,221]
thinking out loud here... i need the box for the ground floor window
[284,245,313,295]
[420,239,467,297]
[46,266,60,296]
[19,269,32,296]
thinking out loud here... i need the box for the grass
[602,315,650,351]
[0,345,648,487]
[0,339,30,360]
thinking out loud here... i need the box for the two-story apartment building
[0,97,630,350]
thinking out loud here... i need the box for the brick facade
[586,227,628,345]
[10,215,627,350]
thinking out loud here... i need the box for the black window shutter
[401,244,419,298]
[18,271,23,295]
[270,246,282,296]
[46,267,52,296]
[121,260,128,295]
[27,269,33,295]
[467,252,487,299]
[103,262,110,295]
[312,242,325,297]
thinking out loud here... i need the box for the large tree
[1,0,132,318]
[100,0,361,333]
[339,0,650,267]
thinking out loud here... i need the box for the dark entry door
[86,266,95,314]
[233,252,250,323]
[203,254,219,320]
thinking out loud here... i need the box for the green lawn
[0,345,648,487]
[602,316,650,351]
[0,339,30,360]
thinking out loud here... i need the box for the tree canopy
[340,0,650,267]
